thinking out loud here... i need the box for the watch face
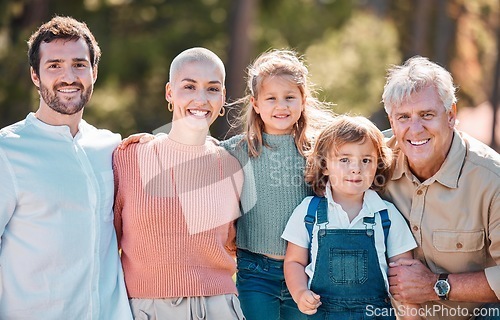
[434,280,450,296]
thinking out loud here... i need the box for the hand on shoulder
[118,132,156,150]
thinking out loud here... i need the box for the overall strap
[304,196,322,240]
[304,196,327,262]
[305,198,390,246]
[304,196,328,241]
[362,209,391,244]
[315,197,328,225]
[379,209,390,244]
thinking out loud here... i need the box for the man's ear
[92,65,98,84]
[30,67,40,89]
[448,104,457,128]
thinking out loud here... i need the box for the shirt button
[417,190,423,195]
[413,225,419,232]
[456,242,463,249]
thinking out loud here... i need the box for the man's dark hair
[27,16,101,75]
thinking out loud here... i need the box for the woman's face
[166,60,225,133]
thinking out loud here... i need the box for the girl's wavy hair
[229,49,334,157]
[305,115,393,196]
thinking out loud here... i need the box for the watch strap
[439,273,449,281]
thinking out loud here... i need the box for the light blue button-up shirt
[0,113,132,319]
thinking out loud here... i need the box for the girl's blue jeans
[236,249,306,320]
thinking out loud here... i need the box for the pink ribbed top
[113,135,243,298]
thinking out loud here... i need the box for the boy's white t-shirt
[281,186,417,291]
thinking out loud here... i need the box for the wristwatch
[433,273,450,300]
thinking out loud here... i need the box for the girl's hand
[118,133,155,149]
[296,289,321,315]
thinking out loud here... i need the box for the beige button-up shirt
[383,131,500,320]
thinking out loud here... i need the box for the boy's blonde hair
[233,49,334,157]
[305,115,392,196]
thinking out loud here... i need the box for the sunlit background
[0,0,498,151]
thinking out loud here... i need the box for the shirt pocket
[433,229,485,253]
[99,170,115,221]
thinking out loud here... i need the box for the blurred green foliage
[0,0,498,140]
[306,11,401,117]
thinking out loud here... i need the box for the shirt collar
[390,131,466,188]
[324,182,388,218]
[362,189,389,214]
[27,112,86,140]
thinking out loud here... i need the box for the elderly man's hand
[388,258,439,304]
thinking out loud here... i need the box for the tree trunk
[433,0,455,67]
[212,0,257,140]
[410,0,433,57]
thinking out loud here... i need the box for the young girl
[220,49,334,320]
[113,47,245,320]
[282,115,419,319]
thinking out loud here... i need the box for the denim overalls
[308,199,395,320]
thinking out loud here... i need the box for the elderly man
[0,16,132,319]
[382,56,499,320]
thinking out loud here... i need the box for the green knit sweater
[220,133,313,256]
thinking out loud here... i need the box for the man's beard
[39,82,92,115]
